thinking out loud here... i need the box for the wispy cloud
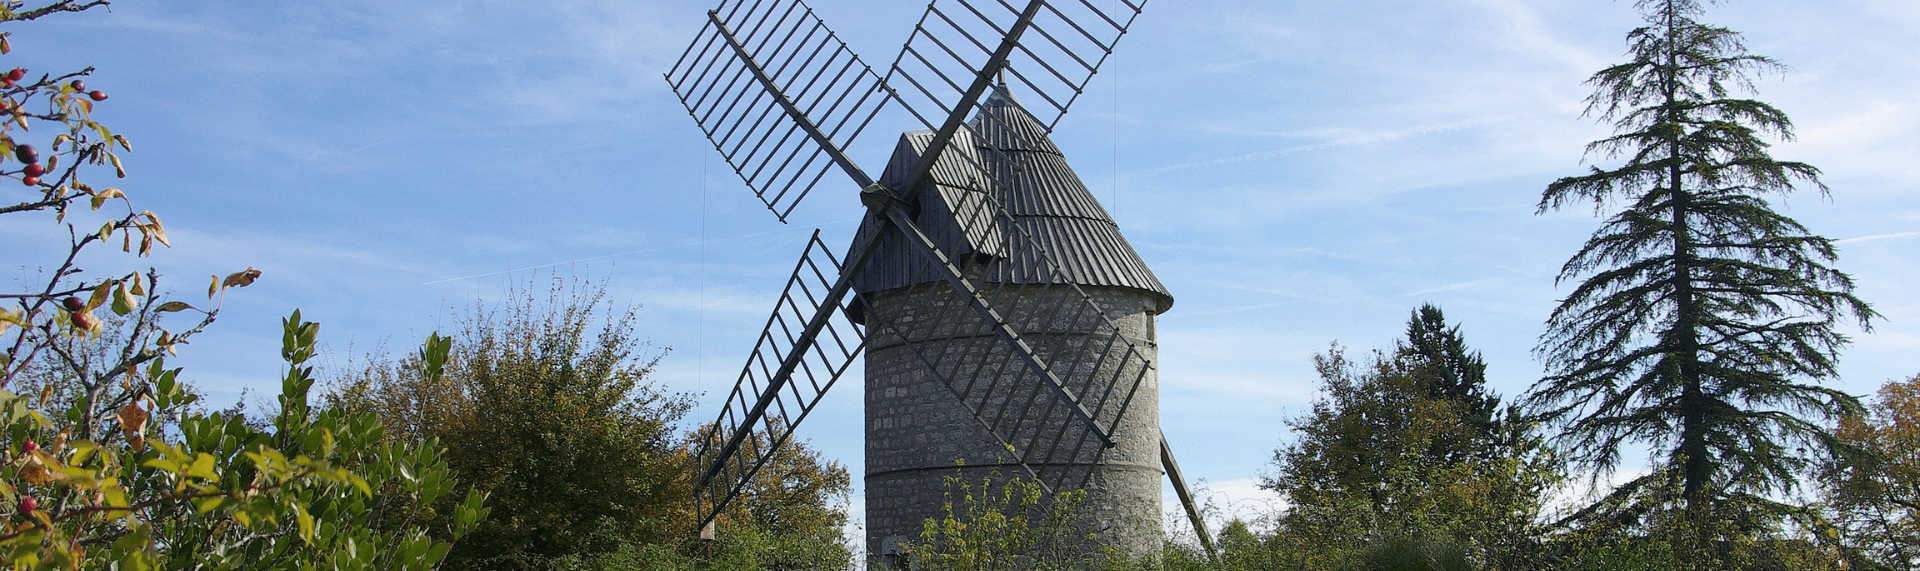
[420,218,859,285]
[1127,114,1530,176]
[1837,231,1919,244]
[1402,277,1507,298]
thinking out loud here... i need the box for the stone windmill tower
[851,88,1176,559]
[663,0,1214,564]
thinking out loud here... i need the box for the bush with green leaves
[328,276,853,570]
[897,474,1155,571]
[1,311,488,569]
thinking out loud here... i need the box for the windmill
[664,0,1216,563]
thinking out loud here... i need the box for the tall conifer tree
[1406,304,1501,439]
[1526,0,1876,529]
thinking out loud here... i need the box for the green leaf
[294,502,315,544]
[142,457,180,474]
[194,496,225,514]
[187,453,218,481]
[347,472,371,497]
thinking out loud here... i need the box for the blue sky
[4,0,1916,537]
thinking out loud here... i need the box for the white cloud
[1837,231,1920,245]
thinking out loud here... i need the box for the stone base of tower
[862,283,1164,568]
[865,465,1162,569]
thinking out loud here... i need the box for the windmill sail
[665,0,892,221]
[689,231,867,527]
[887,0,1147,133]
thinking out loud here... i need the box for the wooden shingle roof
[848,88,1172,314]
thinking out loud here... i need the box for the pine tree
[1526,0,1876,534]
[1403,304,1501,444]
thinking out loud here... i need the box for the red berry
[21,440,37,453]
[6,69,23,81]
[14,144,35,164]
[21,175,38,186]
[88,90,107,101]
[18,497,35,513]
[68,80,83,92]
[23,163,43,177]
[71,311,94,330]
[62,296,84,311]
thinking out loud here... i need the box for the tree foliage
[1525,0,1876,537]
[1263,305,1557,570]
[901,475,1108,571]
[330,278,689,569]
[328,276,852,570]
[1822,374,1920,571]
[685,422,851,555]
[3,311,488,570]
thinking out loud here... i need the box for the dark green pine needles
[1526,0,1877,527]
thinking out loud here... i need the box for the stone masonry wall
[863,282,1162,567]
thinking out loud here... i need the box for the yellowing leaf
[19,455,55,485]
[111,283,137,316]
[108,152,124,178]
[90,187,125,211]
[141,212,169,247]
[156,301,194,313]
[0,307,20,336]
[222,268,261,289]
[88,282,112,311]
[118,403,149,435]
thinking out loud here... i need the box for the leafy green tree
[1525,0,1877,544]
[330,278,690,569]
[1822,374,1920,571]
[1264,306,1557,570]
[689,422,851,558]
[329,277,854,570]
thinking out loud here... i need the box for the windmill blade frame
[665,0,892,222]
[690,231,870,527]
[886,0,1147,134]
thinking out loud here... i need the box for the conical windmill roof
[849,88,1173,314]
